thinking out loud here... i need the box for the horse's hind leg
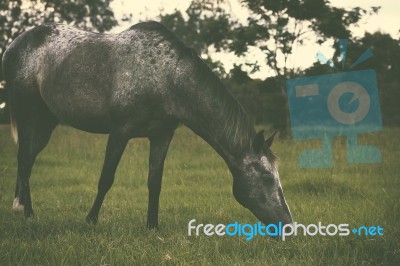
[147,130,175,229]
[86,130,129,224]
[13,98,58,218]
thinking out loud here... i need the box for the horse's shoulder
[123,21,194,55]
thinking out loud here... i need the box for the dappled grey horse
[2,21,292,228]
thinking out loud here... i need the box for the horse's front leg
[86,131,129,224]
[146,130,174,229]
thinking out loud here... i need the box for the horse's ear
[265,130,278,148]
[253,130,265,153]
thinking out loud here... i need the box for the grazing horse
[2,21,293,228]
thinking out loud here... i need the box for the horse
[2,21,293,228]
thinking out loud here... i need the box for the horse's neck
[176,68,255,166]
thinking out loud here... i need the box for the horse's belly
[60,113,111,134]
[41,87,112,134]
[39,64,115,133]
[53,108,111,134]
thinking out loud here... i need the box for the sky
[110,0,400,79]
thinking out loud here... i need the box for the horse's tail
[3,80,17,144]
[2,40,18,144]
[9,95,18,144]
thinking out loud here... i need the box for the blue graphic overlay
[316,52,336,69]
[286,40,382,168]
[339,39,348,69]
[350,49,373,69]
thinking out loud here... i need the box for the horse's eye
[262,172,274,184]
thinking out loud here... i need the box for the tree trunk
[275,76,291,139]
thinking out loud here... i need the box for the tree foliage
[160,0,378,80]
[232,0,378,79]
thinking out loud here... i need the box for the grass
[0,125,399,265]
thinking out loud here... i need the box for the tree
[0,0,117,123]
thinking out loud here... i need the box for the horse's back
[3,22,191,134]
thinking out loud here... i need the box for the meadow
[0,125,399,265]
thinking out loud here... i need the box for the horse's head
[232,130,293,225]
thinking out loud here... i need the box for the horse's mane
[188,55,279,165]
[189,52,256,152]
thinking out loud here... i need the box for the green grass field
[0,125,399,265]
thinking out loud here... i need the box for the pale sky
[110,0,400,79]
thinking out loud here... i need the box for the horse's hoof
[12,197,24,213]
[86,215,98,225]
[24,208,35,220]
[146,223,159,230]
